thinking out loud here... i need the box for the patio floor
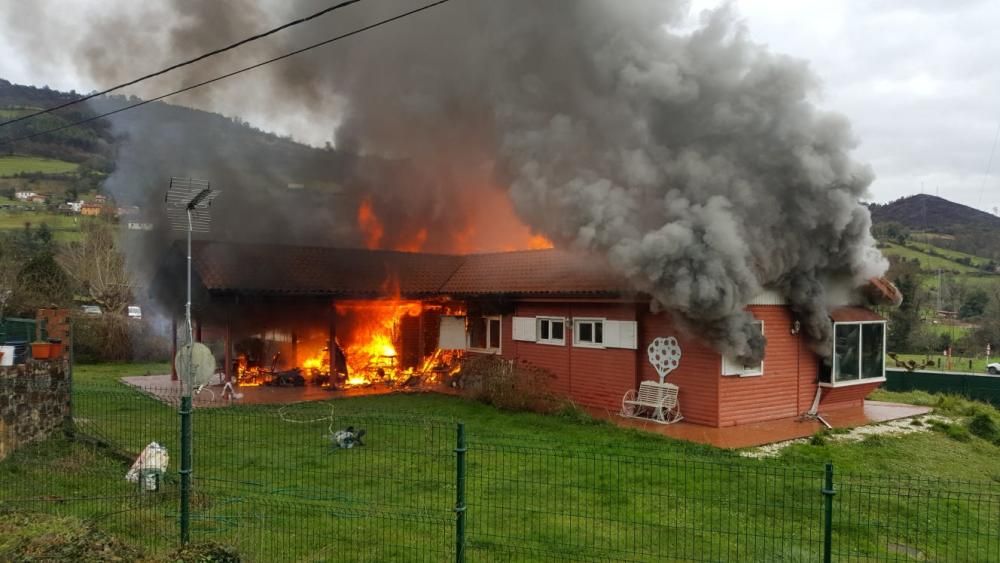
[588,400,933,449]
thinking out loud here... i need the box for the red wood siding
[638,310,721,427]
[819,381,882,411]
[506,302,637,410]
[717,306,820,426]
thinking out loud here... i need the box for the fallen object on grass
[125,442,169,491]
[332,426,366,449]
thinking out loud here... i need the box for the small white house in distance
[68,201,84,213]
[127,222,154,231]
[128,306,142,320]
[14,191,37,201]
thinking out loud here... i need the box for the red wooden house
[178,242,889,428]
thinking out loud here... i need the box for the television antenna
[164,176,219,545]
[165,177,220,394]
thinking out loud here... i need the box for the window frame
[572,317,606,349]
[721,320,765,377]
[536,317,566,346]
[822,320,887,388]
[467,315,502,354]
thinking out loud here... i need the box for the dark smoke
[0,0,887,361]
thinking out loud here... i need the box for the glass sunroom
[819,311,887,386]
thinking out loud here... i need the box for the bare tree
[58,220,134,314]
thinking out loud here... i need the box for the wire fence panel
[3,381,1000,561]
[833,473,1000,562]
[465,443,823,562]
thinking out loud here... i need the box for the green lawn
[1,363,998,561]
[881,242,979,273]
[0,155,78,177]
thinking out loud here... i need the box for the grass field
[1,363,998,561]
[880,242,979,273]
[906,241,989,267]
[888,353,992,373]
[0,155,78,177]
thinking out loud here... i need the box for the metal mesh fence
[1,381,999,561]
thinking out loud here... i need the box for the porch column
[291,332,298,367]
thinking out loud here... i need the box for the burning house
[162,241,895,428]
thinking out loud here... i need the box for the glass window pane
[539,320,549,340]
[489,319,501,349]
[470,317,487,349]
[552,321,564,341]
[834,324,860,382]
[595,322,603,344]
[861,323,885,379]
[579,322,593,342]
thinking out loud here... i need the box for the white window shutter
[439,316,468,350]
[604,321,637,349]
[512,316,536,342]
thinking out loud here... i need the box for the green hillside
[879,242,980,273]
[0,155,79,176]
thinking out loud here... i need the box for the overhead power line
[0,0,452,146]
[977,121,1000,209]
[0,0,364,129]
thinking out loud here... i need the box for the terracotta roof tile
[829,306,885,323]
[191,241,464,297]
[440,249,629,296]
[188,243,628,298]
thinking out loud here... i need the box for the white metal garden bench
[620,380,683,424]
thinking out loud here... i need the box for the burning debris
[231,299,463,392]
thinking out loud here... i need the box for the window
[573,318,605,348]
[467,315,501,353]
[537,317,566,345]
[829,321,886,385]
[722,321,764,377]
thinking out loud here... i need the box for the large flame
[357,197,384,249]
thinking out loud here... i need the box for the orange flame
[357,198,384,249]
[528,235,554,249]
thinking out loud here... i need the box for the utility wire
[977,121,1000,209]
[0,0,452,146]
[0,0,365,129]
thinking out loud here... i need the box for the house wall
[637,309,721,427]
[819,381,883,411]
[501,302,637,411]
[493,300,879,428]
[716,306,819,426]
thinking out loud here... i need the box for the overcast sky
[1,0,998,212]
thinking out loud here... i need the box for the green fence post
[455,422,467,563]
[63,319,74,441]
[179,395,192,544]
[822,462,835,563]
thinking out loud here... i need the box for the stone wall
[0,360,71,462]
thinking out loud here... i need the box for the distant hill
[869,194,1000,231]
[870,195,1000,261]
[0,79,115,165]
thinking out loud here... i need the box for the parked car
[988,362,1000,375]
[81,305,102,316]
[127,305,142,320]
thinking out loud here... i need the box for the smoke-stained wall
[1,0,887,361]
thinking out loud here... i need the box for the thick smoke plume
[0,0,887,361]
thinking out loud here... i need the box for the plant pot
[31,342,51,360]
[47,339,63,358]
